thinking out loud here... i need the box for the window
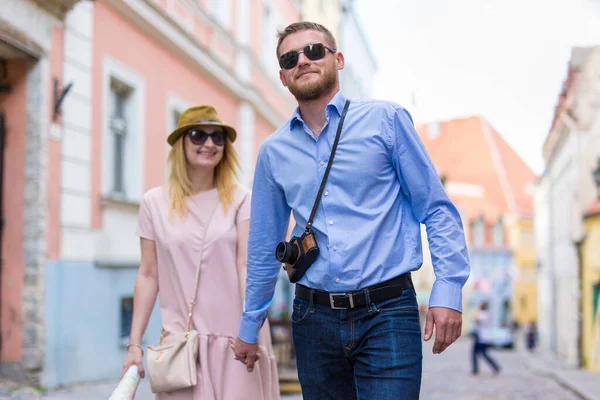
[120,296,134,343]
[492,220,504,246]
[167,94,191,134]
[109,80,132,195]
[102,57,145,203]
[473,218,485,247]
[172,110,182,132]
[165,94,191,179]
[166,95,190,143]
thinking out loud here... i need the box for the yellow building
[509,216,538,325]
[582,201,600,372]
[299,0,341,37]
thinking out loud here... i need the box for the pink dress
[136,186,280,399]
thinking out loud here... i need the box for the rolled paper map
[109,365,141,400]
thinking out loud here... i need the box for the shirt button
[324,191,329,196]
[329,220,333,225]
[320,161,325,166]
[335,278,340,283]
[332,246,337,251]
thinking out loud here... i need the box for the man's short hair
[276,21,337,58]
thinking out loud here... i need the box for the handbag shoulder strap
[305,99,351,233]
[184,200,219,337]
[159,198,219,344]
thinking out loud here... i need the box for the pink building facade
[0,0,299,388]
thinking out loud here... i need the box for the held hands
[423,307,462,354]
[121,345,145,379]
[230,337,261,372]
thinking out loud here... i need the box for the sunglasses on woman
[278,43,336,70]
[186,129,226,146]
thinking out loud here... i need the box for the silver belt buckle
[329,293,354,309]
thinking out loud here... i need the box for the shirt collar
[289,91,347,130]
[327,91,347,116]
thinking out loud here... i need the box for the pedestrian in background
[232,21,470,399]
[121,106,279,399]
[471,302,501,375]
[526,321,538,352]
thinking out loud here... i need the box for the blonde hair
[167,135,240,219]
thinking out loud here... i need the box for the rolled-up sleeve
[389,107,470,312]
[238,146,291,343]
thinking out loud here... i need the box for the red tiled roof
[488,124,537,217]
[416,116,537,222]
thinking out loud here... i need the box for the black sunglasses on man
[278,43,337,70]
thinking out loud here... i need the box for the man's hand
[424,307,462,354]
[229,337,261,372]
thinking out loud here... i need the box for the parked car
[486,325,515,349]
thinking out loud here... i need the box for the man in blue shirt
[232,21,470,399]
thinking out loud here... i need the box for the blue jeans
[291,287,423,400]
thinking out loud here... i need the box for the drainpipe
[0,58,12,361]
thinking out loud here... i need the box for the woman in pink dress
[120,105,280,399]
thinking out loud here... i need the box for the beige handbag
[146,202,218,394]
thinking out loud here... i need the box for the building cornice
[542,113,574,168]
[0,19,45,58]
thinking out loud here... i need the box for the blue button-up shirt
[239,91,470,343]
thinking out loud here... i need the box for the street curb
[521,353,598,400]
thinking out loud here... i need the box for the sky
[354,0,600,175]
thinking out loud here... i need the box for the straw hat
[167,105,237,146]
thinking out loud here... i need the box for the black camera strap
[305,99,351,233]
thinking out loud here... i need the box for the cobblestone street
[1,336,590,399]
[420,338,581,400]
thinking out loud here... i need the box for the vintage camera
[275,231,319,283]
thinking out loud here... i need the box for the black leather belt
[295,273,413,310]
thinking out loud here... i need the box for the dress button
[335,278,340,283]
[329,220,333,225]
[320,161,325,166]
[324,191,329,196]
[332,246,337,251]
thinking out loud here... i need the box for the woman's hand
[121,237,159,379]
[121,345,145,379]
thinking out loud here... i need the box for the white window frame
[235,0,251,82]
[165,93,192,180]
[237,102,255,186]
[262,0,283,74]
[102,57,146,203]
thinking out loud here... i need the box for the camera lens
[276,241,298,263]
